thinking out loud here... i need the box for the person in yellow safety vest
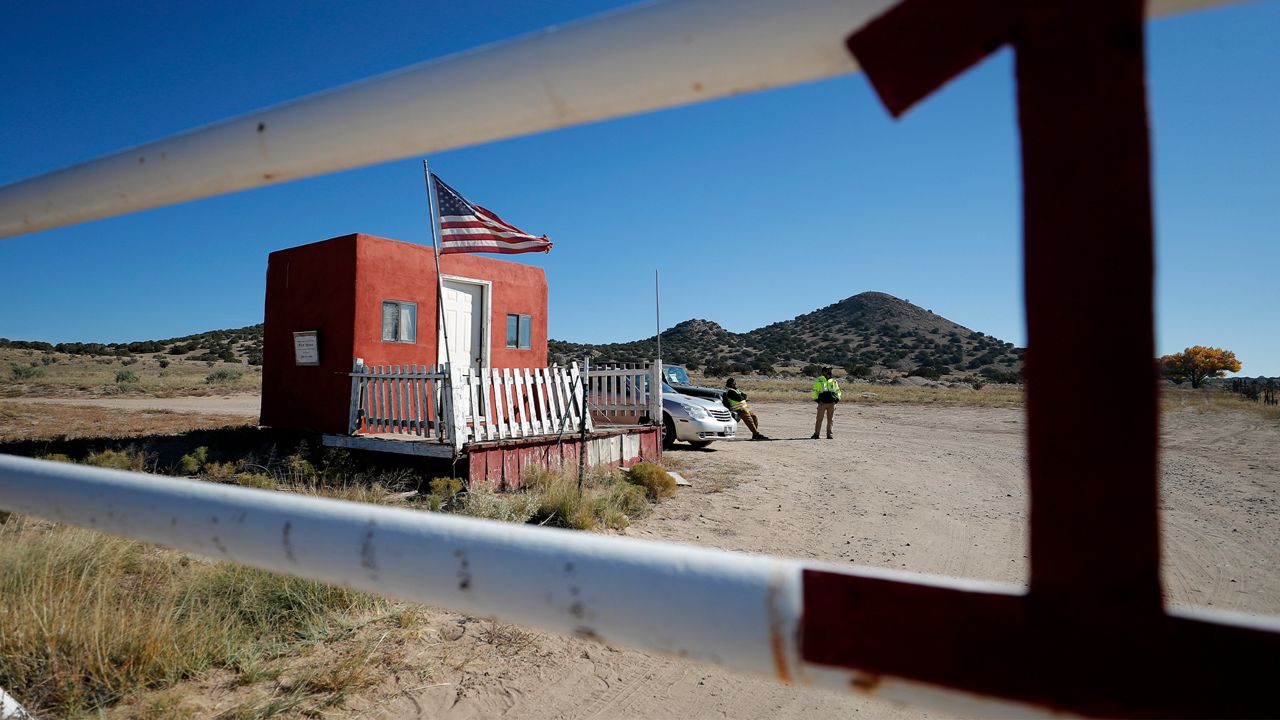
[724,378,769,440]
[811,367,842,439]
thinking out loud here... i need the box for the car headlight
[685,404,709,419]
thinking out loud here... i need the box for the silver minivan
[661,381,736,448]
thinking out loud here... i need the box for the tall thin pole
[423,161,460,459]
[422,161,454,376]
[655,269,662,368]
[578,356,589,495]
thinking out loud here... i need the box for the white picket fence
[347,362,451,440]
[347,360,664,453]
[456,363,591,444]
[584,363,663,425]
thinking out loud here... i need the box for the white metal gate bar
[0,686,33,720]
[0,453,1050,716]
[0,0,1234,239]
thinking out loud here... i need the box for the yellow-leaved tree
[1160,346,1242,388]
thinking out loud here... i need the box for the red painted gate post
[798,1,1280,716]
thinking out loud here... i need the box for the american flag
[432,174,552,255]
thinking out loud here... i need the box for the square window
[381,301,417,343]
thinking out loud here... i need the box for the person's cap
[726,377,736,386]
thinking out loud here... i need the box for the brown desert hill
[550,291,1023,378]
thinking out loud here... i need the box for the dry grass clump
[458,487,540,524]
[83,447,150,471]
[1162,386,1280,423]
[521,466,653,531]
[623,462,676,500]
[0,521,379,718]
[452,464,668,531]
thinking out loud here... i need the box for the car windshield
[661,381,676,393]
[663,366,691,385]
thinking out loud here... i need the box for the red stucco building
[260,233,548,434]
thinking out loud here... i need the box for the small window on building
[506,313,532,349]
[381,301,417,343]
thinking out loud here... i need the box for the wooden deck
[325,360,664,485]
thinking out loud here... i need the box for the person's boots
[826,433,834,439]
[810,433,820,439]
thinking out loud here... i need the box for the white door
[439,280,486,372]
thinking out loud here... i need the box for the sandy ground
[334,400,1275,720]
[32,395,1269,718]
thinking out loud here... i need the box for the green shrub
[624,462,676,501]
[979,367,1023,384]
[907,366,942,380]
[203,461,238,481]
[283,451,316,481]
[157,359,170,369]
[205,368,242,384]
[179,447,208,475]
[38,453,74,464]
[319,448,355,480]
[236,473,277,490]
[9,363,42,381]
[428,477,466,510]
[846,364,872,378]
[84,448,148,472]
[115,369,139,384]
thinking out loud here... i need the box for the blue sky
[1,1,1277,375]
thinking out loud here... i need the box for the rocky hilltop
[550,291,1022,379]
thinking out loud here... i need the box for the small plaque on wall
[293,331,320,366]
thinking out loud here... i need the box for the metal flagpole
[655,269,661,366]
[422,161,458,453]
[578,356,589,496]
[423,161,453,368]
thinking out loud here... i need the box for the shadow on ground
[0,426,459,483]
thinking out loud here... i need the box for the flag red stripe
[441,218,541,240]
[441,232,545,244]
[439,244,552,256]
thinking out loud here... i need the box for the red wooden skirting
[466,426,661,489]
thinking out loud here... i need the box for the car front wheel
[662,414,677,449]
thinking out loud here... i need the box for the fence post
[648,360,662,426]
[347,359,364,434]
[447,362,470,454]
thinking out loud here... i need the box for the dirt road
[17,394,259,417]
[359,400,1277,719]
